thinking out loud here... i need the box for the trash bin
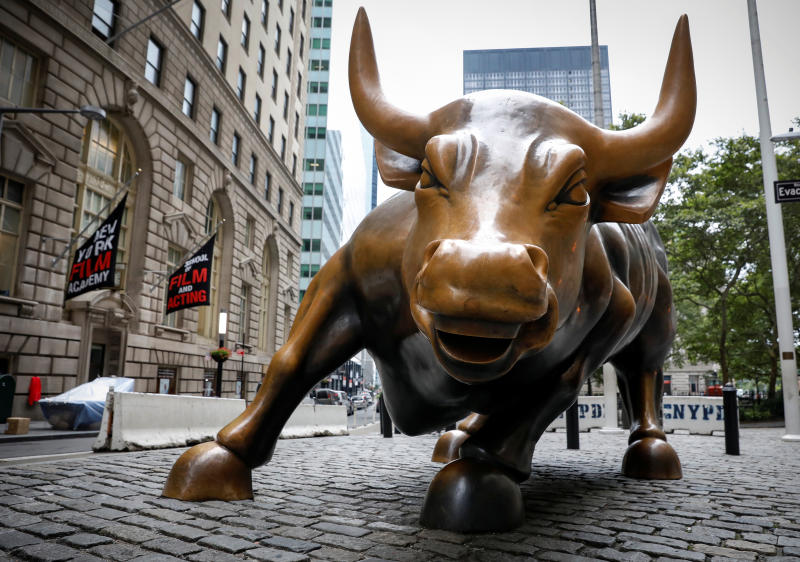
[0,374,15,423]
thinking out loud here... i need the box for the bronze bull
[164,8,696,532]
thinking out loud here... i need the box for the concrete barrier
[93,392,349,451]
[280,403,348,438]
[546,396,607,432]
[93,391,246,451]
[663,396,724,435]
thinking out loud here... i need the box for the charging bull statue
[164,8,695,532]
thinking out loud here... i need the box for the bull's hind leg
[163,250,363,500]
[611,268,681,479]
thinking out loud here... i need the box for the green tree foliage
[608,111,646,131]
[652,133,800,396]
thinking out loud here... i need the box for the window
[296,72,302,97]
[240,284,252,343]
[278,0,284,11]
[308,59,329,71]
[292,154,297,176]
[145,37,163,86]
[268,116,275,143]
[303,158,324,171]
[210,106,221,144]
[92,0,117,40]
[75,118,135,289]
[261,0,268,26]
[301,0,306,19]
[274,24,281,54]
[283,91,289,119]
[277,188,284,214]
[280,136,286,160]
[294,111,299,138]
[286,49,292,76]
[254,94,262,124]
[302,238,320,251]
[312,17,331,28]
[173,158,191,201]
[311,38,330,50]
[0,176,24,297]
[299,33,305,59]
[216,36,228,72]
[0,37,38,106]
[305,126,325,139]
[302,206,322,220]
[271,69,278,100]
[308,81,328,94]
[306,104,327,116]
[190,1,205,40]
[257,44,265,78]
[288,201,294,226]
[198,199,221,337]
[182,76,196,118]
[221,0,230,19]
[164,246,184,328]
[303,182,323,195]
[237,67,246,101]
[232,132,240,165]
[264,172,271,201]
[249,153,257,184]
[289,8,295,35]
[241,14,250,51]
[244,216,255,249]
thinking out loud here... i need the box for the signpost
[774,180,800,204]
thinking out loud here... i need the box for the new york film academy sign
[65,194,127,300]
[166,235,215,313]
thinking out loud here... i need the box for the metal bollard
[566,400,580,449]
[723,382,740,455]
[379,396,393,438]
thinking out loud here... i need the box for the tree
[653,133,800,395]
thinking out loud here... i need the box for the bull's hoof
[163,441,253,501]
[431,429,470,464]
[622,437,682,480]
[420,458,524,532]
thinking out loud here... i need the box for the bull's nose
[417,239,550,324]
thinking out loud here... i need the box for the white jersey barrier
[663,396,724,435]
[93,392,347,451]
[546,396,607,432]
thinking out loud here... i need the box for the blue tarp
[39,376,134,430]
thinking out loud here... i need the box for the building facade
[0,0,308,420]
[463,45,613,128]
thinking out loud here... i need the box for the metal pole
[379,395,392,438]
[723,382,740,455]
[104,0,184,44]
[566,400,580,449]
[747,0,800,441]
[589,0,605,128]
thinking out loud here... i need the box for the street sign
[774,180,800,203]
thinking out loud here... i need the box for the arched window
[198,198,221,338]
[74,118,135,288]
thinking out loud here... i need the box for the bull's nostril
[422,239,443,266]
[524,244,549,279]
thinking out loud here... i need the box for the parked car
[360,391,373,405]
[311,389,353,415]
[351,395,367,409]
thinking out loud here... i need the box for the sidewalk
[1,428,799,561]
[0,421,98,444]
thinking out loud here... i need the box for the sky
[324,0,800,238]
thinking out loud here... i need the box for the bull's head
[349,9,695,384]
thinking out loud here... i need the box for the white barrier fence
[93,392,348,451]
[543,395,725,435]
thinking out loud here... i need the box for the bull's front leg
[163,250,363,500]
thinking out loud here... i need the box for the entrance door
[89,344,105,381]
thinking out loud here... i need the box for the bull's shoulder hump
[346,192,415,277]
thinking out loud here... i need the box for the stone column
[598,363,625,434]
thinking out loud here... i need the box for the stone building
[0,0,308,420]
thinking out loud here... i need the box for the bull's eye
[419,159,440,189]
[548,169,589,211]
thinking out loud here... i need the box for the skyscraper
[463,46,612,128]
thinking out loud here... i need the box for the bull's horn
[596,15,696,177]
[349,7,431,160]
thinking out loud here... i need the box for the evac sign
[774,180,800,203]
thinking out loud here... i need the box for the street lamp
[0,105,107,138]
[216,308,227,397]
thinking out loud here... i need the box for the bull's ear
[592,158,672,224]
[375,141,421,190]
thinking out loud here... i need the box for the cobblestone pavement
[1,428,799,561]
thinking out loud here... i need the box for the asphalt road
[0,436,97,460]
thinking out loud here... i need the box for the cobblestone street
[1,428,799,561]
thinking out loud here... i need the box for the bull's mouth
[434,317,520,365]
